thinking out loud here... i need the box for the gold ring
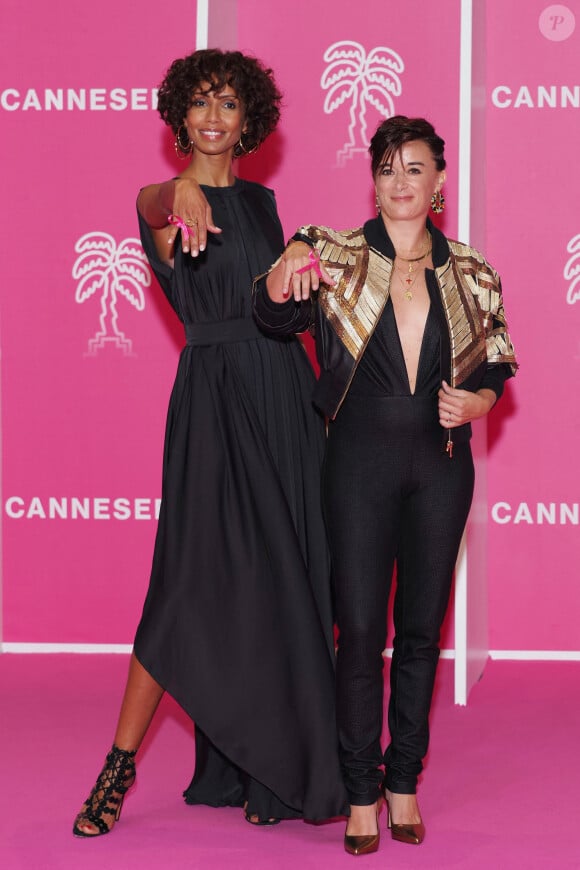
[184,220,196,227]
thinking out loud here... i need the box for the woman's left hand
[438,380,496,429]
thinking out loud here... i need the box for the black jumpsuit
[252,215,514,805]
[324,288,478,802]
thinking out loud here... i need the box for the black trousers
[323,395,474,804]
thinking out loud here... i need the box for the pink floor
[1,654,578,870]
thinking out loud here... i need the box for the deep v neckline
[388,297,433,396]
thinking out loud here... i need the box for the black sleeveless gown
[133,178,347,821]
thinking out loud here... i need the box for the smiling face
[375,139,446,225]
[183,83,246,157]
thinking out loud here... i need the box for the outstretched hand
[280,242,335,301]
[168,177,222,256]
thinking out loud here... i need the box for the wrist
[288,231,315,248]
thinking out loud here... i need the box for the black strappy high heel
[73,745,137,837]
[243,801,281,826]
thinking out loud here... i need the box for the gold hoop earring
[431,190,445,213]
[375,193,380,214]
[174,125,193,159]
[234,134,258,158]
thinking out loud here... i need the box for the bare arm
[137,177,222,263]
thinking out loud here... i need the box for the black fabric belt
[184,318,262,346]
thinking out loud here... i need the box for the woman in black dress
[73,48,347,837]
[254,116,517,855]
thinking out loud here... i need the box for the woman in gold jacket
[253,116,517,856]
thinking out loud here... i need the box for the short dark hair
[369,115,446,176]
[157,48,282,155]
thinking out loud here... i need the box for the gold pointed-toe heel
[344,831,380,856]
[344,831,381,855]
[387,814,425,845]
[344,801,381,856]
[385,795,425,845]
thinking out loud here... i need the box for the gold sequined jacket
[253,218,518,422]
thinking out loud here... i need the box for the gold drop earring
[431,189,445,213]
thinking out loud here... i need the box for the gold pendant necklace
[394,234,432,301]
[396,268,420,301]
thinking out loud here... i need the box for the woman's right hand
[278,242,335,301]
[169,177,222,256]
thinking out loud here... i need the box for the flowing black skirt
[134,326,347,820]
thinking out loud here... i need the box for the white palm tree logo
[321,41,405,167]
[73,232,150,355]
[564,233,580,305]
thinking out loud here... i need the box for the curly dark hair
[157,48,282,157]
[369,116,446,176]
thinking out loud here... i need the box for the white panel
[197,0,209,49]
[454,0,490,705]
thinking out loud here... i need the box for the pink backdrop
[484,0,580,652]
[1,0,578,654]
[1,0,193,642]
